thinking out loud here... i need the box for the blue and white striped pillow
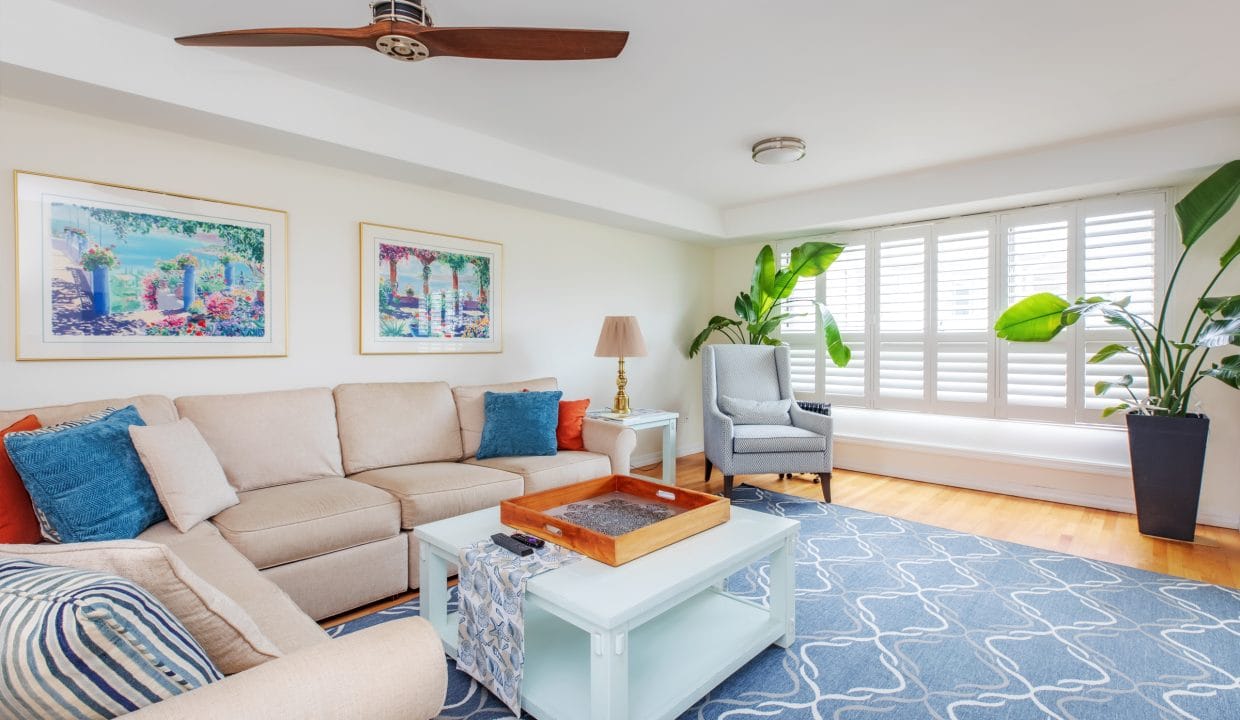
[0,559,221,719]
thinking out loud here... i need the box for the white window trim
[778,188,1168,430]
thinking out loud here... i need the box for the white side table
[587,409,678,486]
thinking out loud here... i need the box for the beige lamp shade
[594,316,648,358]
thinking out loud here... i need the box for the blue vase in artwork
[90,266,111,317]
[224,262,235,288]
[182,266,197,311]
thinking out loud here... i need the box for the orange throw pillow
[557,399,590,451]
[1,415,43,544]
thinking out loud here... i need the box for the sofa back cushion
[0,394,177,429]
[175,388,344,492]
[334,382,463,475]
[452,378,558,458]
[0,559,221,718]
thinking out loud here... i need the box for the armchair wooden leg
[817,472,832,503]
[704,458,713,488]
[723,475,734,498]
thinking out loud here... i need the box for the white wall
[0,98,710,461]
[709,198,1239,529]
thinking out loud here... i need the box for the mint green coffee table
[415,505,798,720]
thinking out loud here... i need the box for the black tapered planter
[1125,414,1209,542]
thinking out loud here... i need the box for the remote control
[510,532,545,549]
[491,533,533,557]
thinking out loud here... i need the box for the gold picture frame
[359,222,502,355]
[13,170,289,360]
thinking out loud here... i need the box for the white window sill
[830,406,1131,477]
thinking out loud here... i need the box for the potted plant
[994,161,1240,541]
[688,241,853,368]
[80,244,118,317]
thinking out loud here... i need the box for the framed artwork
[359,222,502,355]
[13,171,288,360]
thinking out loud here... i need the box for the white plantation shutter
[934,223,994,408]
[999,209,1073,422]
[1076,195,1163,422]
[773,189,1164,427]
[823,243,867,402]
[877,228,928,407]
[779,250,825,399]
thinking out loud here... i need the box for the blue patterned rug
[328,485,1240,719]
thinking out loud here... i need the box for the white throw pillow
[718,395,793,425]
[0,540,281,675]
[130,418,239,532]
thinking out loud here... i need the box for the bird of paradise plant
[688,241,852,368]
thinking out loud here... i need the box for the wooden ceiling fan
[175,0,629,63]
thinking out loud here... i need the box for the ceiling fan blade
[416,27,629,60]
[175,26,380,48]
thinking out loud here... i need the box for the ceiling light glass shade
[752,137,807,165]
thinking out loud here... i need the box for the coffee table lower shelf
[438,588,781,720]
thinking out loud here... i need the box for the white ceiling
[46,0,1240,212]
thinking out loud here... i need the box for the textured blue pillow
[3,406,166,543]
[0,558,221,718]
[476,390,563,460]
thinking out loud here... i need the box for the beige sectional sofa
[0,377,637,718]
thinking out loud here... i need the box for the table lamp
[594,316,648,416]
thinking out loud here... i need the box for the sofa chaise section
[176,387,407,620]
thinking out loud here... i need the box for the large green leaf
[1088,343,1135,364]
[1198,295,1240,315]
[1195,315,1240,348]
[734,293,757,323]
[751,245,776,300]
[1176,160,1240,248]
[994,293,1071,341]
[1201,355,1240,390]
[1222,234,1240,268]
[817,304,852,368]
[769,242,844,301]
[688,316,742,357]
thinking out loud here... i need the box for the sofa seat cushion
[466,451,611,494]
[211,478,399,570]
[732,425,827,454]
[350,463,523,529]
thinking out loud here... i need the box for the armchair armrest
[702,400,735,469]
[582,417,638,475]
[790,403,833,439]
[128,618,447,720]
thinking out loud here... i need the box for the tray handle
[656,490,676,501]
[542,524,564,537]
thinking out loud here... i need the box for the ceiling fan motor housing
[371,1,431,26]
[372,0,433,61]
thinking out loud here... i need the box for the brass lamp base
[612,357,631,416]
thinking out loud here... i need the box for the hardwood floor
[667,453,1240,589]
[322,453,1240,628]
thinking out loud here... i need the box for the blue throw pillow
[0,559,221,718]
[3,406,166,543]
[476,390,563,460]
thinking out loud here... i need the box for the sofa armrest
[128,618,447,720]
[582,417,638,475]
[790,404,834,441]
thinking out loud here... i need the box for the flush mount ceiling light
[751,137,807,165]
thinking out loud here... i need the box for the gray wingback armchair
[701,345,833,502]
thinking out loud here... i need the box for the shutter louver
[1083,210,1157,326]
[788,346,818,395]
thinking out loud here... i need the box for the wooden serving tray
[500,475,730,566]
